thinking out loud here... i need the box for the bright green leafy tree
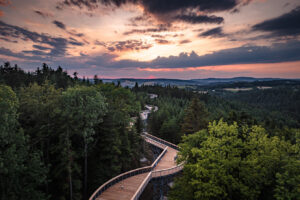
[169,120,300,200]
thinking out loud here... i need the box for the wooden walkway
[91,134,181,200]
[96,173,150,200]
[154,148,177,171]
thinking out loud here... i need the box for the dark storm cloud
[57,0,99,10]
[0,47,45,61]
[68,30,85,37]
[199,27,225,38]
[53,21,85,38]
[252,6,300,37]
[58,0,252,25]
[63,0,241,13]
[45,38,68,56]
[146,40,300,68]
[53,20,66,30]
[0,37,17,43]
[155,39,170,45]
[0,0,10,6]
[0,20,84,57]
[174,14,224,24]
[128,14,154,26]
[34,10,53,18]
[0,47,23,57]
[3,40,300,72]
[123,24,171,35]
[151,34,165,38]
[104,40,152,52]
[75,39,300,70]
[94,40,106,46]
[23,50,49,56]
[69,41,85,46]
[179,39,191,44]
[85,40,300,69]
[33,45,51,50]
[0,20,42,42]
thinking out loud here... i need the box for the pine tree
[181,98,209,135]
[93,75,99,85]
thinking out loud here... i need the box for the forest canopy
[1,62,300,200]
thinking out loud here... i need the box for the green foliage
[88,84,142,194]
[148,96,187,144]
[61,86,107,199]
[217,85,300,128]
[169,120,300,200]
[0,85,47,200]
[181,98,209,135]
[2,64,300,200]
[12,80,141,200]
[0,62,76,89]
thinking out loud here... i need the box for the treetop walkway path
[89,132,183,200]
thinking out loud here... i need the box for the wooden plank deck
[96,173,150,200]
[154,148,177,171]
[94,135,180,200]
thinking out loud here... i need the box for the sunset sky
[0,0,300,79]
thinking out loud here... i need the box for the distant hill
[100,77,295,88]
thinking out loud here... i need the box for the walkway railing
[143,133,180,150]
[89,134,182,200]
[89,144,167,200]
[131,162,184,200]
[144,136,166,149]
[152,163,184,178]
[89,166,152,200]
[131,172,152,200]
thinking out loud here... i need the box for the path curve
[89,133,182,200]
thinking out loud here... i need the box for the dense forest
[1,63,142,200]
[134,79,300,199]
[1,62,300,200]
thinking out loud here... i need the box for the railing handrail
[89,165,152,200]
[131,162,184,200]
[89,134,182,200]
[144,136,167,150]
[151,147,168,168]
[132,162,184,199]
[152,162,184,177]
[143,133,180,150]
[153,162,184,173]
[130,172,152,200]
[89,142,167,200]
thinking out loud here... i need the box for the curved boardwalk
[90,133,182,200]
[96,173,150,200]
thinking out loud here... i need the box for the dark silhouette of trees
[0,85,47,199]
[181,98,209,135]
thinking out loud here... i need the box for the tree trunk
[69,165,73,200]
[84,141,88,200]
[67,128,73,200]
